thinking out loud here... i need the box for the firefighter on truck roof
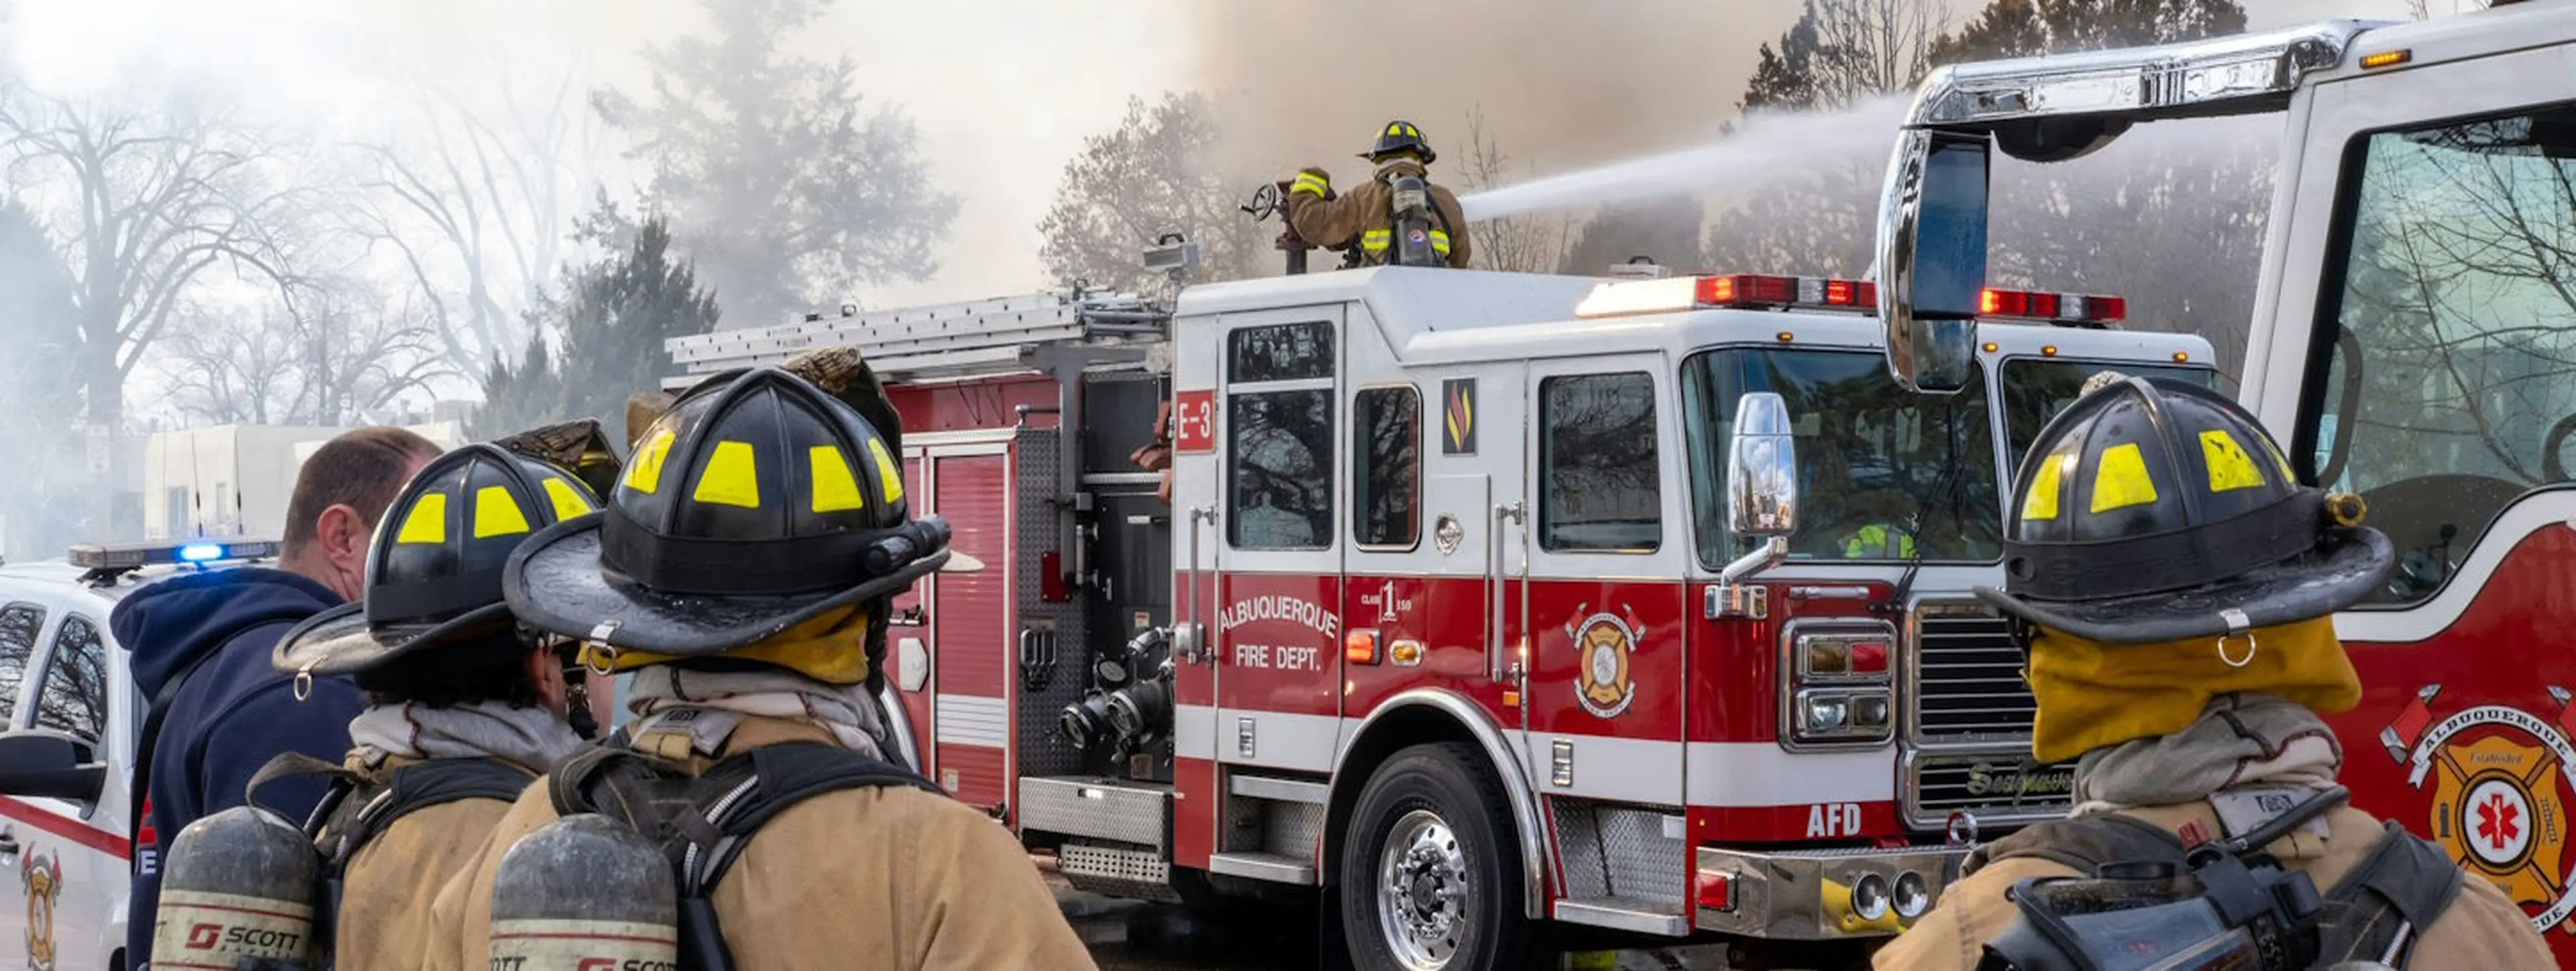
[1874,376,2551,969]
[1286,119,1472,268]
[418,361,1094,970]
[246,438,608,968]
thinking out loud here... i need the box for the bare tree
[1038,93,1271,299]
[1743,0,1949,112]
[1811,0,1947,107]
[0,90,300,439]
[1455,106,1572,274]
[164,275,453,426]
[347,64,602,372]
[2405,0,2491,19]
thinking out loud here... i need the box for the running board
[1554,897,1690,937]
[1206,851,1317,885]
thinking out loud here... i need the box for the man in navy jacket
[112,427,440,969]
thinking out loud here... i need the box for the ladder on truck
[661,288,1171,388]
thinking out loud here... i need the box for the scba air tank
[153,805,321,969]
[489,813,679,970]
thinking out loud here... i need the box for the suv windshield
[1999,359,2220,468]
[1682,347,2004,566]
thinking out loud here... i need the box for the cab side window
[1228,322,1336,550]
[1352,386,1421,549]
[2308,104,2576,605]
[36,614,107,744]
[1540,372,1660,552]
[0,603,40,724]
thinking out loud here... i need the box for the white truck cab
[0,539,284,971]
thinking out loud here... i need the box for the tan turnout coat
[419,716,1095,970]
[330,753,531,971]
[1286,160,1471,268]
[1873,799,2555,968]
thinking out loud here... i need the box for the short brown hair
[282,427,443,553]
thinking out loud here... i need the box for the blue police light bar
[67,538,284,572]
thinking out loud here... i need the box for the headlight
[1805,695,1849,733]
[1851,873,1890,922]
[1893,870,1931,919]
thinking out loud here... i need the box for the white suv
[0,540,291,971]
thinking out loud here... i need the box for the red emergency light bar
[1575,273,1878,318]
[1980,288,2126,328]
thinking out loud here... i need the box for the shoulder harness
[1965,798,2466,966]
[547,738,944,971]
[246,751,539,955]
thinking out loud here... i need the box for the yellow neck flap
[2026,616,2360,764]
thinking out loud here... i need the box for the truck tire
[1340,742,1554,970]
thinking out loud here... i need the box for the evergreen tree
[473,213,720,437]
[594,0,957,328]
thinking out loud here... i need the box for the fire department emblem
[23,848,58,970]
[1565,604,1645,719]
[2381,684,2576,933]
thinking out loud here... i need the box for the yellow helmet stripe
[2199,429,2267,492]
[2088,443,2161,514]
[396,493,447,545]
[692,441,762,509]
[867,438,906,504]
[2021,452,2070,520]
[472,486,533,538]
[810,445,865,513]
[625,429,676,494]
[541,477,594,520]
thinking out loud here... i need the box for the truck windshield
[1998,359,2220,469]
[1681,348,2004,566]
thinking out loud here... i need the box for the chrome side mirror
[1727,392,1800,538]
[1877,130,1991,396]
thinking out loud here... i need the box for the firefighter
[258,443,603,969]
[1286,120,1472,268]
[417,365,1092,970]
[1873,377,2552,968]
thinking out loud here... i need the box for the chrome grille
[1907,752,2078,825]
[1911,606,2034,741]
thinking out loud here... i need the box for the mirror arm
[1718,536,1789,586]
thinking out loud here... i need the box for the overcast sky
[1,0,2424,311]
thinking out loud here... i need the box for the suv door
[0,602,44,968]
[24,613,117,971]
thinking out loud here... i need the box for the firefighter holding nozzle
[1874,377,2550,969]
[1285,119,1472,268]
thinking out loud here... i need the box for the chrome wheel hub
[1375,809,1470,970]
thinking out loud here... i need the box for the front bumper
[1693,844,1966,939]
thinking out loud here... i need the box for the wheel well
[1322,705,1497,887]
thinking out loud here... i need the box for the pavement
[1048,872,1755,970]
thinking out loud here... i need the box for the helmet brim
[272,599,517,677]
[1974,526,2394,644]
[502,514,955,655]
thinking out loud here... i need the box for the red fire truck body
[1871,5,2576,964]
[667,266,2216,964]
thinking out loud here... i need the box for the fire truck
[667,264,2213,966]
[1870,1,2576,964]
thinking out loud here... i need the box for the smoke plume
[1177,1,1802,186]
